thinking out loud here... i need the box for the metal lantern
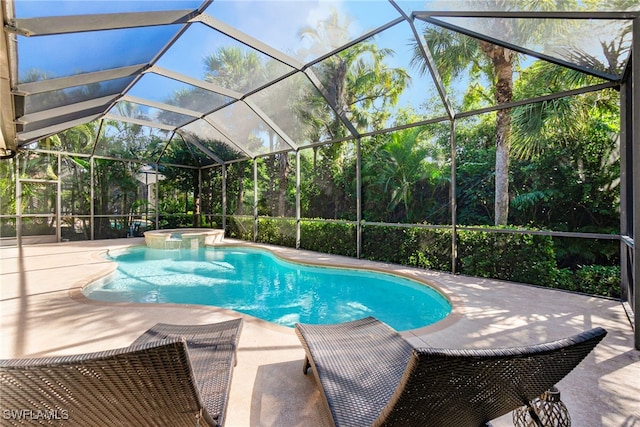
[513,386,571,427]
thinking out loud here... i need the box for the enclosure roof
[0,1,636,166]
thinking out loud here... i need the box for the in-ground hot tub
[143,228,224,249]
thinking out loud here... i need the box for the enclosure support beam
[296,151,301,250]
[222,164,227,234]
[56,153,61,242]
[154,163,159,230]
[197,169,202,228]
[15,160,21,247]
[90,157,94,240]
[253,160,258,242]
[356,138,362,259]
[621,18,640,350]
[8,10,197,36]
[450,119,457,274]
[632,17,640,350]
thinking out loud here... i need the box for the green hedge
[361,225,410,265]
[361,225,452,271]
[227,217,253,240]
[457,227,557,286]
[574,265,621,298]
[300,220,357,257]
[405,227,453,271]
[0,218,16,238]
[363,225,558,285]
[553,265,621,298]
[257,218,296,247]
[158,214,194,229]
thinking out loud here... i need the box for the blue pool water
[83,246,451,331]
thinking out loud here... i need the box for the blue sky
[17,1,407,78]
[16,0,445,118]
[15,0,624,134]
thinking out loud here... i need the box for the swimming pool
[83,246,451,331]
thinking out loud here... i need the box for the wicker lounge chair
[295,316,607,427]
[0,318,243,427]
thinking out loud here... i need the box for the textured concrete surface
[1,239,638,426]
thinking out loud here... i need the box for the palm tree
[204,47,292,217]
[510,0,632,160]
[55,123,97,238]
[412,26,512,225]
[411,0,572,225]
[299,10,410,134]
[298,9,410,219]
[365,126,441,222]
[506,8,627,233]
[203,46,281,94]
[511,61,619,160]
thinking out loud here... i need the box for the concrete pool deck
[1,239,638,426]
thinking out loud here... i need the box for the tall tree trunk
[328,59,349,116]
[494,112,511,225]
[480,42,514,225]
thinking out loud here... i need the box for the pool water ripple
[83,246,451,331]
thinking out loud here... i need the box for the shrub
[405,228,453,271]
[361,225,408,264]
[574,264,621,298]
[300,220,356,257]
[361,225,452,271]
[0,218,16,238]
[457,227,557,286]
[227,217,253,240]
[551,268,579,292]
[159,214,193,229]
[257,218,296,247]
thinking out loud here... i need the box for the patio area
[1,239,638,426]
